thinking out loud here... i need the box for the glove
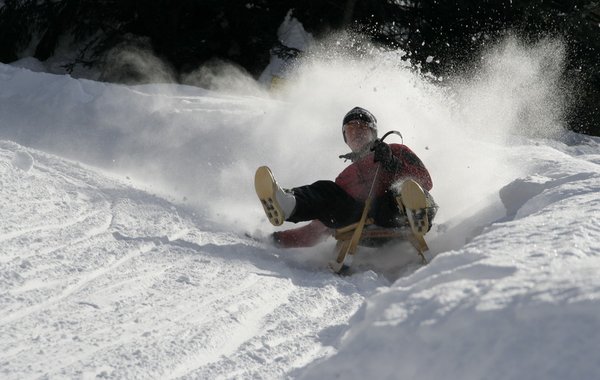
[372,139,392,163]
[371,139,399,171]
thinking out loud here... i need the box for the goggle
[343,119,372,131]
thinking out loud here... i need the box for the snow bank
[300,137,600,379]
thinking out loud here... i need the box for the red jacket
[273,144,432,248]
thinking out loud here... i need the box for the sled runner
[329,179,431,274]
[329,220,429,274]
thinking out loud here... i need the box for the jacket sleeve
[391,144,433,191]
[272,220,332,248]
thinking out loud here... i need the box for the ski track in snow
[0,141,384,379]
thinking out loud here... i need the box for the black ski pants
[287,180,403,229]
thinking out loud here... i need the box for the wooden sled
[329,178,432,274]
[329,218,429,274]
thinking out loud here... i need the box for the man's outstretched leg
[255,166,363,228]
[255,166,297,226]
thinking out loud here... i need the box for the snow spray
[0,35,569,253]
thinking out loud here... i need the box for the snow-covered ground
[1,37,600,379]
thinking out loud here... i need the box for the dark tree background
[1,0,598,136]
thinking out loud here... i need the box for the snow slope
[0,140,385,379]
[301,140,600,379]
[2,36,600,379]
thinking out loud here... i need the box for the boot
[255,166,296,226]
[396,179,429,236]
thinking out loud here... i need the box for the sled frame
[329,219,428,274]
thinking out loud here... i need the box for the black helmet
[342,106,377,142]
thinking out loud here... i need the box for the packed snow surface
[1,37,600,379]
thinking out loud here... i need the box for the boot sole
[255,166,285,226]
[399,179,429,236]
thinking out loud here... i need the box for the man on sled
[254,106,438,272]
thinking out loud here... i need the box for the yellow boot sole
[255,166,285,226]
[399,179,429,236]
